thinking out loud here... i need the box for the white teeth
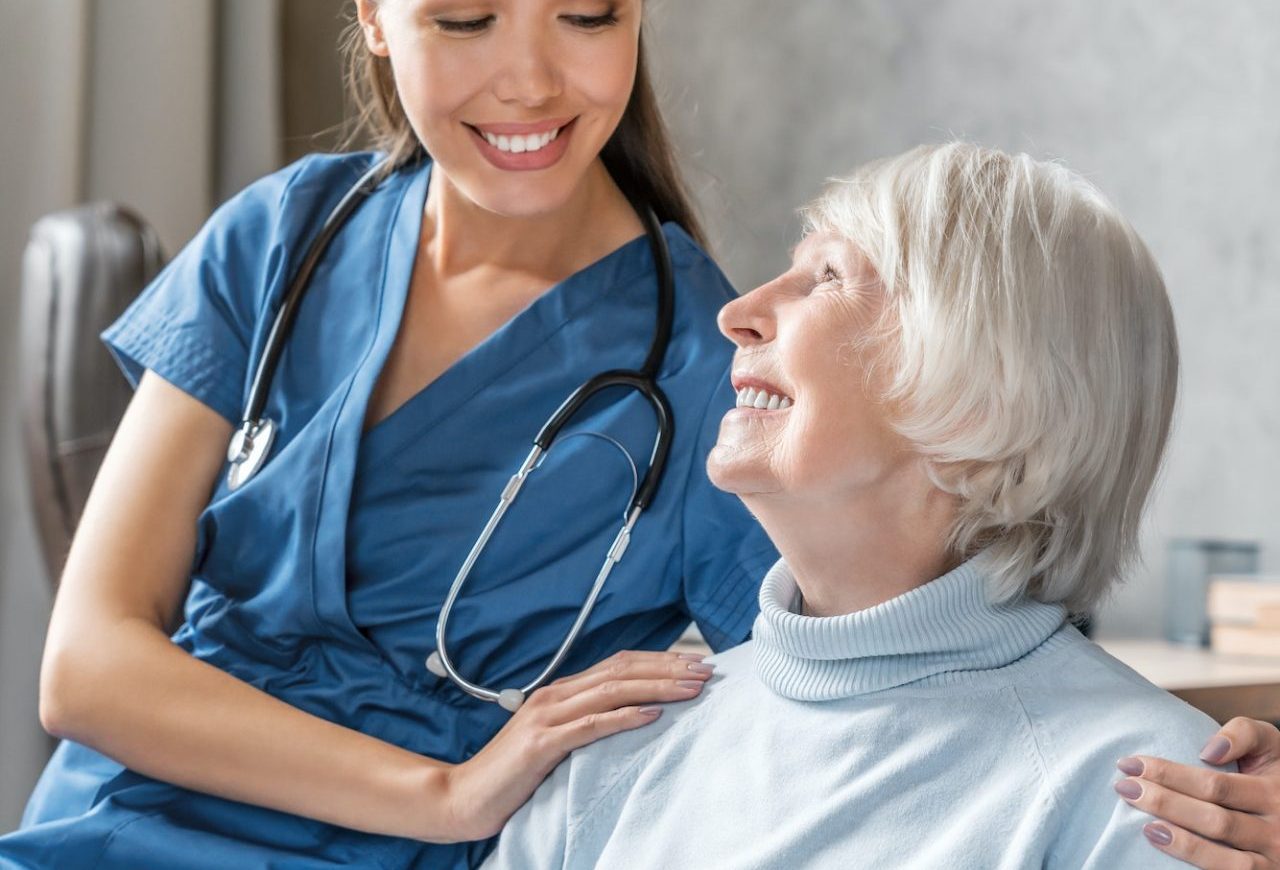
[480,127,562,154]
[735,386,793,410]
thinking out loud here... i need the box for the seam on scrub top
[307,163,416,640]
[90,810,168,870]
[105,309,244,428]
[248,152,380,353]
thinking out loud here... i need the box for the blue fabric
[0,153,777,869]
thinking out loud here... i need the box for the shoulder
[663,223,740,314]
[1010,632,1225,864]
[573,641,755,763]
[203,151,384,244]
[1015,632,1219,759]
[1013,630,1220,774]
[650,224,740,402]
[555,641,757,821]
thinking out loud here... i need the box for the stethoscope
[225,157,676,713]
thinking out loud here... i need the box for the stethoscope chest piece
[226,418,277,491]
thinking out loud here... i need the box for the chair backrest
[20,203,165,586]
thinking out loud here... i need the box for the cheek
[565,37,638,120]
[387,43,473,126]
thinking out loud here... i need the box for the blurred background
[1,0,1277,831]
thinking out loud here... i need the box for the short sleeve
[100,162,307,424]
[679,364,778,651]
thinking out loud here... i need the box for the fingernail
[1143,823,1172,846]
[638,706,662,717]
[687,663,715,675]
[1200,735,1230,764]
[676,680,704,690]
[1114,778,1143,800]
[1116,756,1144,776]
[676,653,705,661]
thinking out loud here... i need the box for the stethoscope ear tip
[497,689,525,713]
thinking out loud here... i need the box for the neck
[421,159,642,283]
[742,463,960,617]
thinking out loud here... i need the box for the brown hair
[340,12,707,246]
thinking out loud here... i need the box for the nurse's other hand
[441,649,715,842]
[1115,716,1280,868]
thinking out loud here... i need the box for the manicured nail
[1114,779,1142,800]
[638,706,662,717]
[687,663,715,675]
[676,653,705,661]
[1116,756,1144,776]
[1200,735,1230,764]
[676,680,704,690]
[1143,823,1172,846]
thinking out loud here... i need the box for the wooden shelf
[1098,639,1280,724]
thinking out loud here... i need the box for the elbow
[38,642,94,740]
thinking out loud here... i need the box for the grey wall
[0,0,90,828]
[648,0,1280,638]
[0,0,224,829]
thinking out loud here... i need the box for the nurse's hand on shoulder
[1114,716,1280,868]
[442,649,714,842]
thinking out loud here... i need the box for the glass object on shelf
[1165,538,1259,646]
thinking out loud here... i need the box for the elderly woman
[483,142,1238,868]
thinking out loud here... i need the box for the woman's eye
[434,15,494,34]
[562,12,619,30]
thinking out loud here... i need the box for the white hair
[803,142,1179,613]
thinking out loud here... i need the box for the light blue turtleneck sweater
[486,556,1227,869]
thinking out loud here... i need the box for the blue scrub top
[0,153,777,869]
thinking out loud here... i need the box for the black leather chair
[20,204,164,585]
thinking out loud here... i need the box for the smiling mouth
[466,119,574,154]
[474,126,562,154]
[735,386,793,411]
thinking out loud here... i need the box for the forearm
[41,617,459,843]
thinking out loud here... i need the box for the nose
[717,279,779,348]
[493,27,563,107]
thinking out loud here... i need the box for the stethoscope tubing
[226,155,678,713]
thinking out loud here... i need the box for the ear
[355,0,391,58]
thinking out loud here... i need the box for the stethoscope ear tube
[428,205,678,711]
[226,158,391,491]
[534,371,674,512]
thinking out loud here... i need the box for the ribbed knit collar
[752,553,1068,700]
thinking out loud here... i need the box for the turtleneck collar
[751,553,1068,701]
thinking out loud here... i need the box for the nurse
[0,1,776,867]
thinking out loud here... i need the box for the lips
[466,117,577,172]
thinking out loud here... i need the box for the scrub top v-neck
[0,152,777,870]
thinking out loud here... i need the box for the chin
[706,449,778,497]
[443,151,591,217]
